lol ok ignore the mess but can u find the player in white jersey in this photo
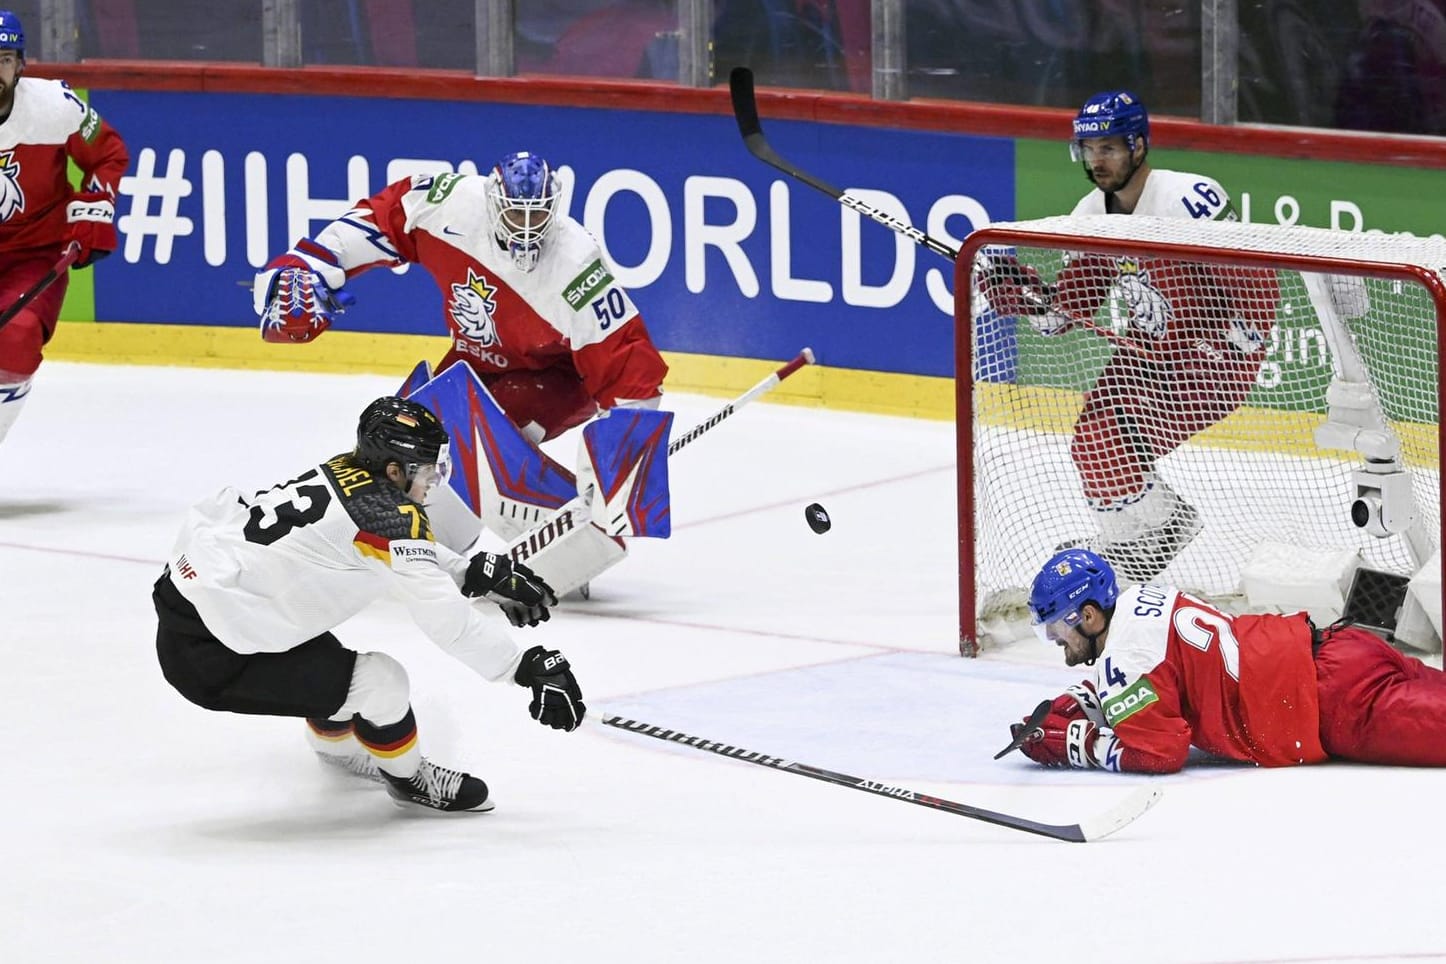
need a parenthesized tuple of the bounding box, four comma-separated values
(979, 90, 1278, 584)
(151, 397, 585, 813)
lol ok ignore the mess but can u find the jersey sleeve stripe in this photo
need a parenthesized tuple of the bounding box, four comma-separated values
(353, 530, 392, 564)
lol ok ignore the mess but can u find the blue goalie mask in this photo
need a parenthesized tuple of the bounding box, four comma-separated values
(1028, 548, 1119, 644)
(0, 10, 24, 56)
(1070, 90, 1149, 161)
(486, 151, 560, 273)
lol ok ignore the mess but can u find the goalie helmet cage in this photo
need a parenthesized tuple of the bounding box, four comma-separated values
(953, 215, 1446, 657)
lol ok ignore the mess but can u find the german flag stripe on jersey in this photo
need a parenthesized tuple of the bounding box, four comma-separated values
(353, 529, 391, 564)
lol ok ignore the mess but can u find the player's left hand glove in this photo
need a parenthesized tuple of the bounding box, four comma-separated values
(64, 191, 118, 268)
(463, 552, 558, 628)
(514, 645, 585, 731)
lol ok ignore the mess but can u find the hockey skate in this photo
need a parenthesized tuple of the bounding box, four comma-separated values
(381, 759, 494, 813)
(305, 720, 385, 784)
(1059, 483, 1203, 585)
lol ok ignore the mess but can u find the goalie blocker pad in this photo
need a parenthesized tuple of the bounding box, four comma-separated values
(403, 362, 577, 542)
(577, 407, 674, 537)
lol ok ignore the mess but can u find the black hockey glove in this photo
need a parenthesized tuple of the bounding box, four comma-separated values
(514, 645, 585, 732)
(463, 552, 558, 628)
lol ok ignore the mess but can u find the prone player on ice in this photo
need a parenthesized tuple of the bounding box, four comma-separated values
(1007, 548, 1446, 773)
(252, 151, 672, 596)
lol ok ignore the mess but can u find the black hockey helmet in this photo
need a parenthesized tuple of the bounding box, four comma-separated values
(354, 396, 451, 479)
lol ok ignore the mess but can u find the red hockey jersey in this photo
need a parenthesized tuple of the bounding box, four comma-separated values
(1088, 584, 1326, 773)
(0, 77, 128, 255)
(271, 172, 667, 411)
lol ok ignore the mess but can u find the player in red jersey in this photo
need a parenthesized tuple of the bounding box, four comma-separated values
(1008, 548, 1446, 773)
(252, 151, 667, 445)
(0, 10, 128, 447)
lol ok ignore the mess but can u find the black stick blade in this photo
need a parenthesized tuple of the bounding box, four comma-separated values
(993, 699, 1054, 760)
(728, 67, 761, 139)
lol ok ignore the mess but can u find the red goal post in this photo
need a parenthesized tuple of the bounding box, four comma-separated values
(953, 216, 1446, 657)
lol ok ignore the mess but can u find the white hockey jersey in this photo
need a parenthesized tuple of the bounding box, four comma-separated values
(1070, 168, 1236, 221)
(167, 453, 522, 682)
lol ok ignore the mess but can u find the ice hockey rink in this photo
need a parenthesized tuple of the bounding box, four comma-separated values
(5, 360, 1446, 964)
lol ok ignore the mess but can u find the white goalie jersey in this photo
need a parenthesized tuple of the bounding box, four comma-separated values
(167, 453, 523, 682)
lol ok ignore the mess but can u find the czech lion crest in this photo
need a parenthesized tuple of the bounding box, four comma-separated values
(0, 151, 24, 223)
(449, 268, 501, 347)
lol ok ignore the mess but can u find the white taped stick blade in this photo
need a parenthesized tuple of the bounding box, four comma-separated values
(507, 505, 627, 598)
(1076, 785, 1164, 842)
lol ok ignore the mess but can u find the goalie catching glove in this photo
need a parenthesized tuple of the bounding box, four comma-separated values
(254, 266, 355, 344)
(463, 552, 558, 628)
(514, 645, 585, 731)
(977, 253, 1073, 336)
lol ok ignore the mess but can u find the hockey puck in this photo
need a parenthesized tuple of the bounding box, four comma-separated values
(804, 502, 831, 534)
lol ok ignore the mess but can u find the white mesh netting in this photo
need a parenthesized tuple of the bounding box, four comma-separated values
(964, 215, 1444, 647)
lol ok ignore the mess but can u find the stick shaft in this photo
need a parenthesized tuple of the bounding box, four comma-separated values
(668, 347, 814, 455)
(600, 712, 1159, 843)
(729, 68, 1147, 358)
(0, 242, 82, 331)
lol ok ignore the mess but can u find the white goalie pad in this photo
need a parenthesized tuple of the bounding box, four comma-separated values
(506, 501, 627, 598)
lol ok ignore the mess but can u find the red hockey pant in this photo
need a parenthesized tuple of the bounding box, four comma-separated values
(0, 250, 70, 377)
(1314, 626, 1446, 766)
(436, 353, 597, 442)
(1071, 348, 1259, 503)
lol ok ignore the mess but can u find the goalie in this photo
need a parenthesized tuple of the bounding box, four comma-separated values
(978, 90, 1279, 584)
(251, 151, 672, 591)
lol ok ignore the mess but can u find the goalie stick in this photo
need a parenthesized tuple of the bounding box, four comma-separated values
(599, 712, 1163, 843)
(0, 242, 82, 331)
(726, 67, 1148, 358)
(501, 348, 816, 595)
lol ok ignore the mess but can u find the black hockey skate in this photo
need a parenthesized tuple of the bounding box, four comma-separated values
(382, 759, 494, 813)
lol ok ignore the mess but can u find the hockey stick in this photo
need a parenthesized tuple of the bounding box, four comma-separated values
(600, 712, 1163, 843)
(0, 242, 83, 331)
(727, 67, 1147, 357)
(667, 347, 814, 456)
(991, 699, 1053, 760)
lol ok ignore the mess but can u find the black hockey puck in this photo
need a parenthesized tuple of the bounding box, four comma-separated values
(804, 502, 831, 534)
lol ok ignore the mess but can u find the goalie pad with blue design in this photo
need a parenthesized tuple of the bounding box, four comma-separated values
(403, 362, 577, 542)
(576, 407, 674, 538)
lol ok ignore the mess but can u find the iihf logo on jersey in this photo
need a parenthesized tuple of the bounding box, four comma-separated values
(449, 269, 501, 346)
(1113, 256, 1171, 339)
(0, 150, 24, 223)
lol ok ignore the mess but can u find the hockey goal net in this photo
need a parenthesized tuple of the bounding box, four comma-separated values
(955, 215, 1446, 656)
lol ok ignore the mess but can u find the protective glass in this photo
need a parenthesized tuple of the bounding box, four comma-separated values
(406, 442, 452, 502)
(1070, 138, 1130, 163)
(1031, 607, 1084, 646)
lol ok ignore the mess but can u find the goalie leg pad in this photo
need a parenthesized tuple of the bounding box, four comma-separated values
(577, 407, 675, 538)
(406, 362, 577, 542)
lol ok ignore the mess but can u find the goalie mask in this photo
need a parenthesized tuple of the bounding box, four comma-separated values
(355, 396, 453, 503)
(486, 151, 560, 273)
(1029, 549, 1119, 664)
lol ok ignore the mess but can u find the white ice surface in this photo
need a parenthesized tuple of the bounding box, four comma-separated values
(4, 362, 1445, 964)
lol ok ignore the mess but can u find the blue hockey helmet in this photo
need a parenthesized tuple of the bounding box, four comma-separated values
(486, 151, 561, 273)
(1070, 90, 1149, 161)
(0, 10, 24, 57)
(1028, 548, 1119, 643)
